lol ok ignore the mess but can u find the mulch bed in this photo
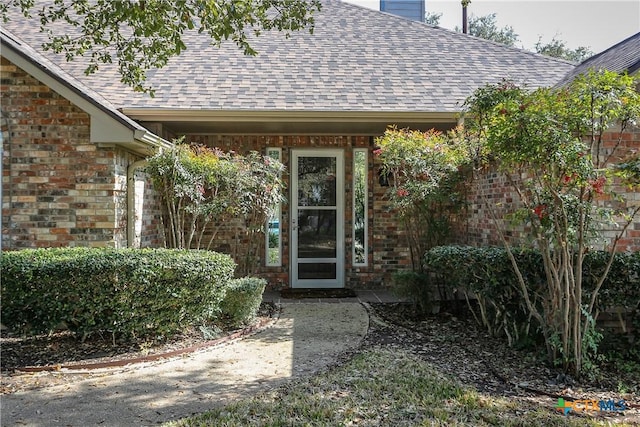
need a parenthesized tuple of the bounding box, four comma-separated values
(1, 300, 638, 424)
(0, 302, 279, 374)
(362, 302, 639, 423)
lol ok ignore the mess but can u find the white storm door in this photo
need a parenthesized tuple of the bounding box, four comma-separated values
(291, 149, 344, 288)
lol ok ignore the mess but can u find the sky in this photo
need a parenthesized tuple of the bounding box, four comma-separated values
(343, 0, 640, 55)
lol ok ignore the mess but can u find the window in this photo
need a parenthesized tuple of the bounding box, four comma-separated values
(266, 148, 282, 266)
(353, 149, 367, 265)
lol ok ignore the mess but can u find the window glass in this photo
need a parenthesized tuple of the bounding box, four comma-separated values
(353, 149, 367, 265)
(266, 148, 282, 266)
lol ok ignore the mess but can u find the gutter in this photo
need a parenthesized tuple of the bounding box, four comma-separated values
(134, 129, 173, 151)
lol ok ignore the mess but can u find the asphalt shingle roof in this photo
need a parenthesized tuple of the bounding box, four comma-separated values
(2, 0, 575, 113)
(558, 32, 640, 86)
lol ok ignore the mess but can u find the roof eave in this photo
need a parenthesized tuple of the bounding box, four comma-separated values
(1, 30, 172, 154)
(121, 108, 459, 123)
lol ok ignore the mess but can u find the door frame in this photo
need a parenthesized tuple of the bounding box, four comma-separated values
(290, 149, 345, 288)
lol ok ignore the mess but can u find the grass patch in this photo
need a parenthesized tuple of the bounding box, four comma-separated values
(164, 349, 614, 426)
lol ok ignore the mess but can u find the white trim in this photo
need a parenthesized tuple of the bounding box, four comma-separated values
(127, 160, 147, 248)
(133, 129, 173, 151)
(121, 108, 457, 123)
(352, 149, 368, 266)
(290, 149, 345, 288)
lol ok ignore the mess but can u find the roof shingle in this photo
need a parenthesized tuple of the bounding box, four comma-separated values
(557, 32, 640, 86)
(2, 0, 575, 113)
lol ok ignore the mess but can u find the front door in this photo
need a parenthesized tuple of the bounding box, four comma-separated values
(291, 149, 344, 288)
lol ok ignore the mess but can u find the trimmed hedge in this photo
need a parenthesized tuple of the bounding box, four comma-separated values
(422, 246, 640, 344)
(219, 277, 267, 328)
(1, 248, 236, 341)
(392, 270, 433, 314)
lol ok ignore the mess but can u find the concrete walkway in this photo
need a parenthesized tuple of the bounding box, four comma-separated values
(1, 303, 369, 427)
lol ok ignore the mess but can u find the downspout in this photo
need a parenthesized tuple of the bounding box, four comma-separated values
(0, 111, 11, 251)
(127, 159, 148, 248)
(0, 129, 3, 252)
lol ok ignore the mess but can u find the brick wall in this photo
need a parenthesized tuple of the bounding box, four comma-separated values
(597, 124, 640, 251)
(1, 57, 162, 249)
(454, 168, 522, 247)
(457, 125, 640, 252)
(181, 134, 410, 289)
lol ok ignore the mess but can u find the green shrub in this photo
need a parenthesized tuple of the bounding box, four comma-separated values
(422, 246, 538, 346)
(1, 248, 235, 341)
(582, 250, 640, 314)
(422, 246, 639, 348)
(392, 270, 433, 314)
(220, 277, 267, 328)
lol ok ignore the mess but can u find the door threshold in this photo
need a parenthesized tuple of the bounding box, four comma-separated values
(280, 288, 356, 299)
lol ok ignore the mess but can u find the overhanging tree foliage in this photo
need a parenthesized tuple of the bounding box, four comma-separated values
(462, 70, 640, 376)
(1, 0, 321, 94)
(449, 4, 591, 61)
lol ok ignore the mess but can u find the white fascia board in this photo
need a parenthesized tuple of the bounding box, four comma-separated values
(121, 109, 459, 123)
(90, 113, 137, 143)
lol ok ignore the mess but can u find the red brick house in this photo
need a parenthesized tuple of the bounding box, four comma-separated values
(1, 29, 172, 251)
(463, 32, 640, 252)
(2, 1, 635, 289)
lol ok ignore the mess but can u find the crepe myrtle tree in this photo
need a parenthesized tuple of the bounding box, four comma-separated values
(374, 127, 470, 270)
(1, 0, 321, 95)
(146, 142, 285, 276)
(462, 70, 640, 376)
(229, 149, 286, 276)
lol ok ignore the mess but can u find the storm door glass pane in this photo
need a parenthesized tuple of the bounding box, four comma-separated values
(297, 209, 337, 258)
(297, 157, 337, 207)
(298, 263, 337, 280)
